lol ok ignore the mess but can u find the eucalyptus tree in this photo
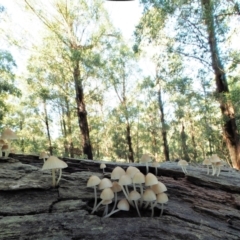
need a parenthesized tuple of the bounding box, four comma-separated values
(0, 50, 21, 124)
(137, 0, 240, 168)
(102, 43, 140, 162)
(23, 0, 115, 160)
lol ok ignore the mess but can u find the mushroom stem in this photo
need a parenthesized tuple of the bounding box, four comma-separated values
(52, 169, 56, 187)
(56, 169, 62, 186)
(93, 186, 98, 210)
(146, 162, 149, 174)
(155, 167, 158, 176)
(151, 201, 154, 217)
(121, 185, 134, 207)
(139, 184, 144, 208)
(103, 209, 120, 218)
(216, 166, 221, 176)
(160, 203, 164, 217)
(103, 204, 108, 217)
(207, 165, 209, 175)
(111, 192, 118, 213)
(91, 200, 103, 214)
(134, 200, 141, 217)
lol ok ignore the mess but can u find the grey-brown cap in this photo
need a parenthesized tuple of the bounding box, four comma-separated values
(1, 128, 18, 140)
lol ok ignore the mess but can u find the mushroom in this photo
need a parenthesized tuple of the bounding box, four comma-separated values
(132, 171, 145, 207)
(126, 166, 140, 179)
(102, 199, 113, 217)
(202, 158, 212, 175)
(111, 166, 126, 180)
(215, 160, 225, 177)
(98, 178, 113, 190)
(110, 181, 122, 213)
(0, 139, 5, 157)
(118, 174, 134, 207)
(1, 128, 18, 157)
(140, 154, 152, 174)
(143, 189, 157, 217)
(39, 152, 49, 163)
(156, 192, 169, 217)
(103, 198, 130, 218)
(91, 187, 114, 214)
(100, 163, 106, 174)
(129, 190, 141, 217)
(42, 156, 68, 187)
(1, 144, 9, 158)
(178, 159, 188, 174)
(210, 154, 221, 176)
(87, 175, 101, 210)
(152, 161, 160, 175)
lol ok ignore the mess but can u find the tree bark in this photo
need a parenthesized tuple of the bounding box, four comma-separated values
(201, 0, 240, 169)
(73, 61, 93, 160)
(157, 81, 170, 161)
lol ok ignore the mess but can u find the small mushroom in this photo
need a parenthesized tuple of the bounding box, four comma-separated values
(100, 163, 106, 174)
(202, 158, 212, 175)
(42, 156, 68, 187)
(118, 174, 134, 207)
(156, 192, 169, 217)
(126, 166, 140, 179)
(1, 128, 18, 157)
(178, 159, 188, 174)
(39, 152, 49, 163)
(110, 181, 122, 213)
(132, 172, 145, 207)
(87, 175, 101, 210)
(152, 161, 160, 175)
(111, 166, 126, 180)
(143, 189, 157, 217)
(129, 190, 141, 217)
(103, 198, 130, 218)
(140, 154, 152, 173)
(2, 144, 9, 158)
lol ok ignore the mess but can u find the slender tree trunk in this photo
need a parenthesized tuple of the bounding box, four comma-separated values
(43, 100, 53, 155)
(20, 119, 25, 153)
(73, 61, 93, 160)
(126, 122, 134, 163)
(157, 81, 170, 161)
(190, 119, 197, 160)
(181, 121, 190, 161)
(60, 104, 69, 157)
(202, 0, 240, 169)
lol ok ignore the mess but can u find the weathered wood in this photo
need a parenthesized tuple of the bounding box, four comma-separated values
(0, 154, 240, 239)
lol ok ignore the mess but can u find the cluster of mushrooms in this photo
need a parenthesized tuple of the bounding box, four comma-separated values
(0, 128, 18, 157)
(177, 154, 226, 177)
(87, 163, 168, 218)
(202, 154, 226, 176)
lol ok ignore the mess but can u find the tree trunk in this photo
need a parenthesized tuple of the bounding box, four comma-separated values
(190, 119, 197, 161)
(126, 123, 134, 163)
(157, 82, 170, 161)
(181, 121, 190, 161)
(201, 0, 240, 169)
(43, 100, 53, 155)
(73, 61, 93, 160)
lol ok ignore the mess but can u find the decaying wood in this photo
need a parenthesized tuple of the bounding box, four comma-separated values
(0, 154, 240, 239)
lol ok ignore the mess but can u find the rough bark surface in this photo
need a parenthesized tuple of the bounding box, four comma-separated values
(0, 154, 240, 240)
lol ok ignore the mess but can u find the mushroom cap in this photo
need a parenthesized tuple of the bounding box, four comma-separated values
(42, 156, 68, 170)
(132, 172, 145, 184)
(39, 152, 49, 159)
(111, 166, 126, 180)
(143, 189, 156, 202)
(202, 158, 212, 165)
(145, 173, 158, 187)
(2, 144, 9, 151)
(178, 159, 188, 166)
(98, 178, 113, 190)
(157, 192, 169, 204)
(100, 187, 114, 200)
(111, 181, 122, 193)
(87, 175, 101, 187)
(101, 199, 112, 205)
(118, 174, 132, 186)
(117, 198, 130, 211)
(100, 163, 106, 169)
(1, 128, 18, 140)
(126, 166, 140, 178)
(151, 181, 167, 194)
(152, 161, 160, 168)
(129, 190, 141, 201)
(0, 139, 5, 145)
(210, 154, 221, 163)
(140, 154, 152, 163)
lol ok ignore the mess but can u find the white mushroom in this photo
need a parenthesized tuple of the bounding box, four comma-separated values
(178, 159, 188, 174)
(42, 156, 68, 187)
